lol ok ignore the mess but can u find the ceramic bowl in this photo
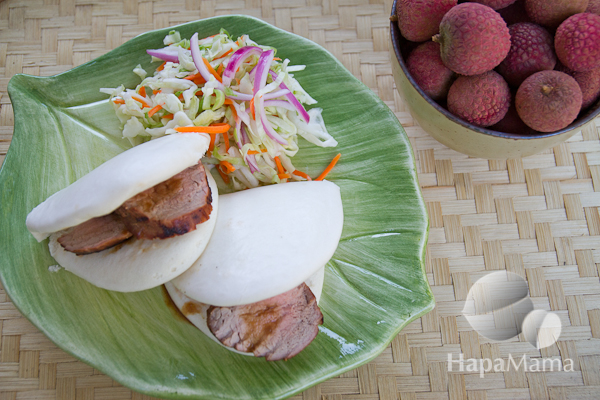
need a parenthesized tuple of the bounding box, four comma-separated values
(389, 0, 600, 160)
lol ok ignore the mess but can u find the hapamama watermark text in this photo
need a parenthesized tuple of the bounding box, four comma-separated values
(447, 353, 574, 378)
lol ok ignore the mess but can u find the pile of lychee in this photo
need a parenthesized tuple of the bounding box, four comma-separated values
(396, 0, 600, 133)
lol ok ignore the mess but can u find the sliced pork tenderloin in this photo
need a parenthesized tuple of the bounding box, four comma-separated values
(115, 161, 212, 240)
(207, 283, 323, 361)
(57, 213, 132, 255)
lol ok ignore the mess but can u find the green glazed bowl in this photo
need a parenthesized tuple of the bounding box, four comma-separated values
(1, 15, 433, 400)
(389, 0, 600, 160)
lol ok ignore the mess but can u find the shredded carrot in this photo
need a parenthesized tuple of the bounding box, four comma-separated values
(112, 98, 125, 105)
(274, 156, 285, 175)
(247, 148, 268, 155)
(217, 168, 230, 184)
(162, 113, 174, 120)
(315, 153, 341, 181)
(208, 133, 216, 153)
(278, 173, 291, 180)
(216, 48, 233, 59)
(174, 124, 230, 134)
(178, 93, 184, 101)
(219, 160, 236, 174)
(153, 89, 161, 95)
(223, 99, 238, 121)
(132, 95, 151, 109)
(223, 131, 230, 151)
(157, 61, 167, 71)
(184, 73, 206, 85)
(138, 86, 146, 97)
(148, 104, 162, 117)
(217, 63, 224, 76)
(292, 170, 312, 181)
(274, 57, 282, 61)
(249, 97, 256, 120)
(203, 58, 223, 83)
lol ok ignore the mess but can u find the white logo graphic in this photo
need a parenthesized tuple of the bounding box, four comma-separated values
(462, 271, 561, 349)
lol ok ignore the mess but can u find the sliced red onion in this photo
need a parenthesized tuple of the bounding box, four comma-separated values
(190, 33, 253, 102)
(256, 97, 287, 145)
(226, 91, 253, 102)
(263, 100, 296, 111)
(190, 33, 217, 84)
(268, 70, 310, 123)
(253, 50, 275, 95)
(262, 89, 290, 100)
(222, 46, 263, 86)
(146, 47, 181, 63)
(241, 124, 259, 173)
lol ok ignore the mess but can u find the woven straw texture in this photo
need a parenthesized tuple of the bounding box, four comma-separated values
(2, 0, 600, 399)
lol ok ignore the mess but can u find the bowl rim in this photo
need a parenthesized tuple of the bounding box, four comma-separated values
(389, 0, 600, 141)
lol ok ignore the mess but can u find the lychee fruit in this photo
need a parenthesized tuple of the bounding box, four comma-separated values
(433, 3, 511, 76)
(407, 42, 455, 101)
(496, 22, 557, 87)
(524, 0, 589, 29)
(470, 0, 517, 10)
(396, 0, 458, 42)
(498, 0, 530, 25)
(557, 63, 600, 109)
(447, 71, 511, 127)
(555, 13, 600, 72)
(491, 101, 535, 134)
(587, 0, 600, 15)
(515, 70, 583, 132)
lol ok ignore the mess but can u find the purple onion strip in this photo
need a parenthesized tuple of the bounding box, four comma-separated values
(253, 50, 275, 95)
(262, 89, 290, 100)
(146, 47, 181, 63)
(190, 33, 218, 85)
(256, 98, 288, 145)
(222, 46, 263, 86)
(268, 70, 310, 123)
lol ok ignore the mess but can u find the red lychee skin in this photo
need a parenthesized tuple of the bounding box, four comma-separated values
(498, 0, 530, 25)
(587, 0, 600, 15)
(435, 3, 511, 76)
(396, 0, 458, 42)
(407, 42, 455, 101)
(555, 13, 600, 72)
(491, 101, 535, 134)
(471, 0, 517, 10)
(557, 63, 600, 109)
(447, 71, 511, 127)
(524, 0, 589, 29)
(515, 70, 583, 132)
(497, 22, 557, 87)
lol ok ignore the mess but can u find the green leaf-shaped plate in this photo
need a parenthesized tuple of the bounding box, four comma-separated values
(1, 15, 433, 400)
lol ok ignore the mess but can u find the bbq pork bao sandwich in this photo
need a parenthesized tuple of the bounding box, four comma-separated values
(25, 132, 344, 360)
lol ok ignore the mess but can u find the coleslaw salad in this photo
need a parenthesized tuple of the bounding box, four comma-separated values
(101, 29, 339, 190)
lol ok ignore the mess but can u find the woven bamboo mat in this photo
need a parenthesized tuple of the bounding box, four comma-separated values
(1, 0, 600, 399)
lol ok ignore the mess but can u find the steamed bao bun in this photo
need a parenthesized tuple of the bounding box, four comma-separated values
(171, 180, 344, 307)
(167, 180, 343, 355)
(26, 133, 217, 292)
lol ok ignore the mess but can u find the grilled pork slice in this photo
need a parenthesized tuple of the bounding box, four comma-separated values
(207, 283, 323, 361)
(57, 213, 132, 255)
(57, 162, 212, 254)
(115, 162, 212, 240)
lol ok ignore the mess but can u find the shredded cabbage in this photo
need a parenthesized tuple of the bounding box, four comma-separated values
(103, 29, 338, 189)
